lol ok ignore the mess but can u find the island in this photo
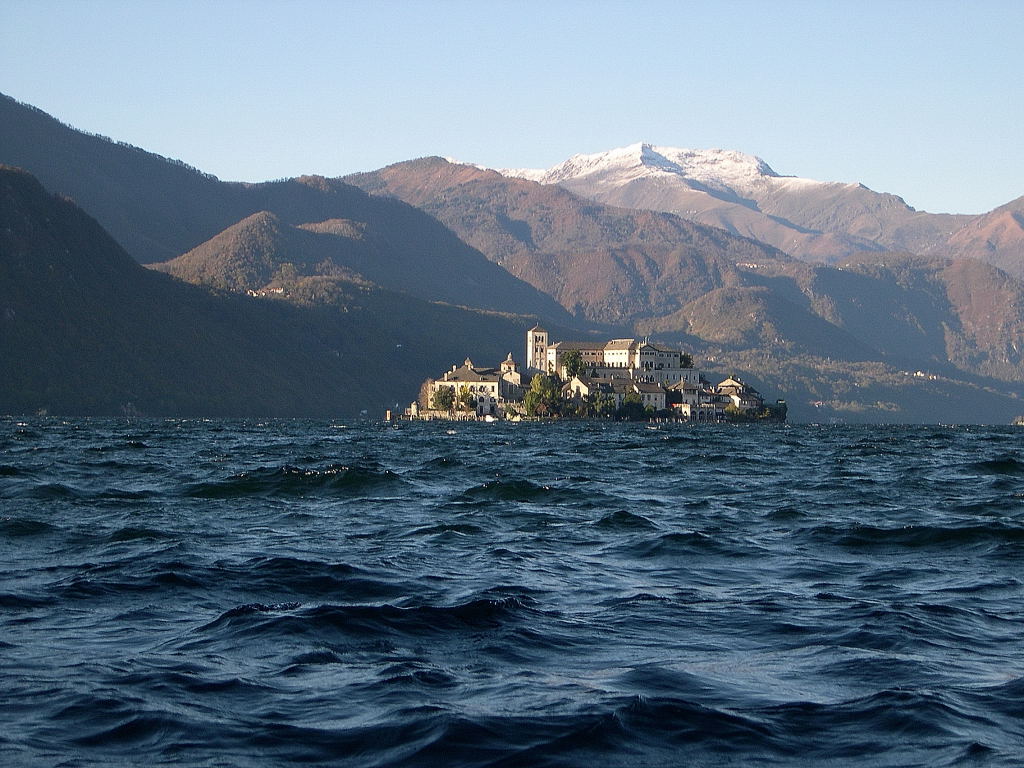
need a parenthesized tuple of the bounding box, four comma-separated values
(403, 326, 786, 423)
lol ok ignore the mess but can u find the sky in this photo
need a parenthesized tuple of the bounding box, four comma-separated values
(2, 0, 1022, 214)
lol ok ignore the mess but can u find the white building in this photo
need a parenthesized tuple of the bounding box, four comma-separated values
(430, 354, 524, 417)
(530, 329, 699, 388)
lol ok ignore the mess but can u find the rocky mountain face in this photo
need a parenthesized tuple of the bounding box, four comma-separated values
(0, 166, 545, 417)
(941, 197, 1024, 278)
(500, 143, 1022, 275)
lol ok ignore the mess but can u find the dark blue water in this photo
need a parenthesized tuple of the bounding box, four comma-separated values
(2, 418, 1023, 766)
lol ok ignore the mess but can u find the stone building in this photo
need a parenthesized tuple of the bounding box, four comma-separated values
(429, 354, 525, 417)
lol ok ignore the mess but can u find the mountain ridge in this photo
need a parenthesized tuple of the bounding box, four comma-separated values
(6, 93, 1024, 422)
(346, 156, 791, 325)
(347, 156, 1024, 388)
(0, 165, 562, 417)
(0, 92, 573, 325)
(495, 142, 1016, 271)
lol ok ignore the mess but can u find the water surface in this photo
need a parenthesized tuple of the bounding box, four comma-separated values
(2, 419, 1023, 766)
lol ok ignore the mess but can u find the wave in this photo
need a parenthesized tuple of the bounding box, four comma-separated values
(750, 688, 990, 761)
(106, 526, 177, 543)
(0, 516, 58, 537)
(215, 696, 779, 766)
(2, 481, 163, 501)
(405, 522, 484, 537)
(593, 510, 657, 530)
(968, 455, 1024, 475)
(197, 595, 539, 642)
(456, 478, 568, 503)
(621, 530, 739, 558)
(419, 456, 464, 470)
(186, 464, 406, 498)
(237, 555, 407, 600)
(812, 522, 1024, 550)
(454, 478, 622, 509)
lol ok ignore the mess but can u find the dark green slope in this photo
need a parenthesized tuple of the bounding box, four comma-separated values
(0, 167, 546, 417)
(0, 93, 572, 325)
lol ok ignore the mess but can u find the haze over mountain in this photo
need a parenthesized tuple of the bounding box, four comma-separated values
(499, 143, 1022, 275)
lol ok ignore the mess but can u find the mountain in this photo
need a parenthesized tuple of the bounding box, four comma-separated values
(0, 93, 571, 324)
(0, 166, 549, 417)
(345, 157, 1024, 377)
(345, 155, 1024, 421)
(499, 142, 975, 264)
(6, 90, 1024, 422)
(940, 196, 1024, 277)
(346, 156, 792, 325)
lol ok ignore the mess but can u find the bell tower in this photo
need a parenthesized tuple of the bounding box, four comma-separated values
(526, 325, 548, 373)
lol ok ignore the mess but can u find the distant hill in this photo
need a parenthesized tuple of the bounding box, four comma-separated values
(0, 166, 549, 417)
(0, 93, 572, 324)
(649, 254, 1024, 383)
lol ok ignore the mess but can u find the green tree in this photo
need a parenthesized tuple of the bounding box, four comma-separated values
(617, 391, 647, 421)
(593, 392, 617, 418)
(562, 349, 586, 381)
(431, 386, 455, 412)
(524, 373, 562, 417)
(570, 395, 594, 418)
(457, 384, 477, 412)
(724, 403, 752, 422)
(681, 353, 694, 368)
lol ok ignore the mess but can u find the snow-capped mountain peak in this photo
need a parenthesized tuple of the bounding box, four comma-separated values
(499, 143, 789, 195)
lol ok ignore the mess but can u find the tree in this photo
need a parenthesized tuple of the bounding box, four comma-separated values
(562, 349, 586, 381)
(593, 392, 617, 418)
(457, 385, 477, 412)
(431, 386, 455, 412)
(524, 373, 562, 417)
(274, 262, 299, 286)
(617, 391, 647, 421)
(681, 353, 694, 369)
(418, 379, 434, 409)
(572, 397, 594, 418)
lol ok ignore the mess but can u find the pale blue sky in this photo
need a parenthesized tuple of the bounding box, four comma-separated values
(2, 0, 1021, 214)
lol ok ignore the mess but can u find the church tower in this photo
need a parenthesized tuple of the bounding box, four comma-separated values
(500, 352, 521, 388)
(526, 325, 548, 373)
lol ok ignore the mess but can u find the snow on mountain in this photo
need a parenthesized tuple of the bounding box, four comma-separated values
(495, 143, 967, 262)
(499, 142, 830, 197)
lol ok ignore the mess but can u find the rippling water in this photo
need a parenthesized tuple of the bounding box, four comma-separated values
(2, 418, 1023, 766)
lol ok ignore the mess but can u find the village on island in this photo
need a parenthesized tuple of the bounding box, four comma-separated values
(404, 326, 786, 422)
